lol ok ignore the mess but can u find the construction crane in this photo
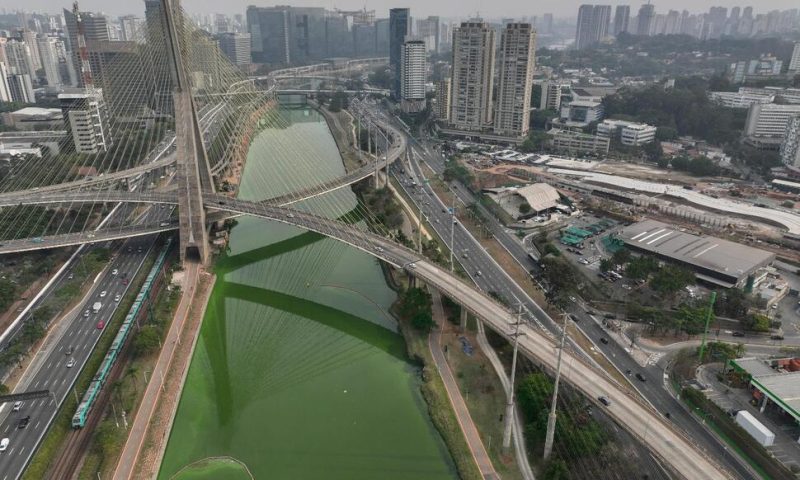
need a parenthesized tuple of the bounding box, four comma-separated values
(73, 1, 95, 92)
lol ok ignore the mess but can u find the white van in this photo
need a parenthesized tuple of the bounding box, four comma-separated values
(0, 438, 9, 452)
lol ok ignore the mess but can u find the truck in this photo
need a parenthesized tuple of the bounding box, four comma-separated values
(92, 302, 102, 314)
(735, 410, 775, 447)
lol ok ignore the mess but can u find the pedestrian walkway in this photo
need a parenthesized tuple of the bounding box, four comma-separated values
(429, 289, 499, 480)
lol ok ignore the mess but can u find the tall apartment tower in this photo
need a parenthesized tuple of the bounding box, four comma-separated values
(575, 5, 611, 49)
(389, 8, 411, 98)
(494, 23, 536, 138)
(218, 32, 251, 66)
(789, 42, 800, 73)
(449, 21, 496, 131)
(637, 3, 656, 36)
(399, 38, 427, 113)
(0, 63, 11, 102)
(613, 5, 631, 35)
(58, 90, 111, 154)
(37, 36, 62, 88)
(435, 77, 451, 121)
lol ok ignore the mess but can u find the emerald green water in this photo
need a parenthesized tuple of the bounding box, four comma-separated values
(158, 107, 455, 479)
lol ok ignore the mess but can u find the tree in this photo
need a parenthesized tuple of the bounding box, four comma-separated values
(519, 202, 532, 215)
(133, 325, 161, 356)
(411, 311, 435, 331)
(541, 459, 569, 480)
(599, 258, 613, 272)
(650, 265, 694, 294)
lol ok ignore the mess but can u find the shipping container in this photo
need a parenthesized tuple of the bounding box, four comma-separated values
(735, 410, 775, 447)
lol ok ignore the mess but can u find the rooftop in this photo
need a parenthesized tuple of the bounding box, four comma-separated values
(9, 107, 62, 118)
(516, 183, 560, 213)
(731, 358, 800, 421)
(618, 220, 775, 285)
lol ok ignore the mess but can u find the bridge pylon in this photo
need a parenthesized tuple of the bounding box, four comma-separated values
(160, 0, 215, 264)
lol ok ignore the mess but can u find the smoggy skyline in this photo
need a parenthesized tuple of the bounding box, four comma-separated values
(2, 0, 800, 20)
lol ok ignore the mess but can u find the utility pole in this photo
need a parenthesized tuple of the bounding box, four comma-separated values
(503, 303, 525, 449)
(449, 186, 456, 273)
(697, 291, 718, 364)
(543, 313, 569, 460)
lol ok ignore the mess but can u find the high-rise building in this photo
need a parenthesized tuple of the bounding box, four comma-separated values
(59, 90, 110, 154)
(218, 32, 251, 66)
(542, 13, 554, 34)
(575, 5, 611, 50)
(63, 6, 108, 87)
(744, 103, 800, 138)
(6, 71, 35, 103)
(119, 15, 144, 43)
(494, 23, 536, 138)
(21, 30, 41, 71)
(780, 115, 800, 167)
(37, 36, 62, 88)
(449, 21, 495, 131)
(389, 8, 411, 98)
(613, 5, 631, 36)
(637, 3, 656, 36)
(416, 16, 440, 53)
(3, 40, 36, 79)
(0, 62, 12, 102)
(435, 77, 451, 121)
(399, 39, 426, 113)
(789, 42, 800, 74)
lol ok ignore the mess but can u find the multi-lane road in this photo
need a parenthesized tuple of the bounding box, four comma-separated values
(0, 203, 173, 480)
(373, 110, 757, 479)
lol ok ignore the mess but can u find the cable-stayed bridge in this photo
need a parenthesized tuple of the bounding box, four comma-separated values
(0, 1, 733, 478)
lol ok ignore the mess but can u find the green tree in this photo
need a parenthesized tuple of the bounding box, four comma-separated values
(541, 459, 569, 480)
(650, 265, 694, 294)
(519, 202, 532, 215)
(599, 257, 613, 272)
(411, 311, 435, 331)
(133, 325, 161, 356)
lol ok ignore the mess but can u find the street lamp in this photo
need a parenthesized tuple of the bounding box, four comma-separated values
(543, 312, 570, 460)
(503, 303, 525, 450)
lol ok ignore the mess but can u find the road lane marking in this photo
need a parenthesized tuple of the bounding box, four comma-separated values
(34, 421, 40, 429)
(18, 446, 24, 456)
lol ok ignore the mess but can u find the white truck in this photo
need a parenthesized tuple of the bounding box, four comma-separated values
(92, 302, 102, 314)
(735, 410, 775, 447)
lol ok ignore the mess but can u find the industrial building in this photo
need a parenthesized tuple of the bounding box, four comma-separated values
(483, 183, 560, 220)
(618, 220, 775, 288)
(597, 119, 657, 146)
(728, 357, 800, 442)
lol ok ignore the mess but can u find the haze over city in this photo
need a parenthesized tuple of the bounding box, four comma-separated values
(1, 0, 799, 17)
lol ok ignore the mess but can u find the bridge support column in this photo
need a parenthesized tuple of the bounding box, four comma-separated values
(407, 272, 415, 289)
(460, 308, 468, 331)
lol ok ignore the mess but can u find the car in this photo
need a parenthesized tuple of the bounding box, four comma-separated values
(599, 337, 609, 344)
(65, 347, 73, 355)
(99, 291, 107, 298)
(375, 246, 384, 253)
(0, 438, 8, 452)
(127, 246, 132, 252)
(12, 401, 21, 412)
(114, 294, 121, 302)
(476, 271, 482, 277)
(67, 273, 74, 280)
(771, 334, 785, 340)
(598, 396, 611, 406)
(122, 279, 129, 285)
(462, 253, 468, 258)
(97, 320, 105, 330)
(17, 416, 30, 429)
(732, 331, 745, 337)
(569, 296, 577, 303)
(66, 358, 76, 368)
(635, 373, 647, 382)
(83, 310, 90, 318)
(112, 269, 118, 275)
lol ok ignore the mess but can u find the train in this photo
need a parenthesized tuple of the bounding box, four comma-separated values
(71, 239, 172, 429)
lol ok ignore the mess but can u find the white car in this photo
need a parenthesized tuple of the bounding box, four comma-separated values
(12, 402, 21, 412)
(66, 358, 76, 368)
(0, 438, 8, 452)
(114, 294, 121, 303)
(112, 269, 118, 275)
(99, 291, 107, 298)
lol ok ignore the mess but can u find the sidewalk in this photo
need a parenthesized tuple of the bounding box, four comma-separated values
(113, 263, 208, 479)
(429, 289, 499, 480)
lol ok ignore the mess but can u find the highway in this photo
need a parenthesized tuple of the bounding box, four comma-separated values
(386, 118, 756, 479)
(0, 201, 174, 480)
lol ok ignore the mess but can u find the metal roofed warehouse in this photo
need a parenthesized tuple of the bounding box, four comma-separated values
(618, 220, 775, 288)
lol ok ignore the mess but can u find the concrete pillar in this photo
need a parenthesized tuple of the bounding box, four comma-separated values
(760, 394, 768, 413)
(460, 308, 468, 330)
(407, 273, 416, 288)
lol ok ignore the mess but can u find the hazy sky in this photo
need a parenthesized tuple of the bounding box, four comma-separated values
(3, 0, 799, 20)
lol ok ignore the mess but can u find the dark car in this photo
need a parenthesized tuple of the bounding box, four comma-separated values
(599, 337, 609, 344)
(18, 416, 30, 429)
(770, 334, 785, 340)
(598, 396, 611, 406)
(65, 346, 73, 355)
(635, 373, 647, 382)
(732, 331, 745, 337)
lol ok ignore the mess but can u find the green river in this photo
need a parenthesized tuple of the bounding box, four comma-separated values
(158, 106, 455, 479)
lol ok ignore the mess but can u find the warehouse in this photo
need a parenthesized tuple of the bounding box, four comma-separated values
(618, 220, 775, 288)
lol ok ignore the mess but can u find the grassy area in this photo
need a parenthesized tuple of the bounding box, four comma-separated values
(440, 323, 524, 480)
(77, 275, 182, 480)
(22, 245, 161, 480)
(393, 305, 483, 480)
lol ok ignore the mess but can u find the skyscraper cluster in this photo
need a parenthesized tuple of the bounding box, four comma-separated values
(575, 4, 800, 45)
(445, 21, 536, 138)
